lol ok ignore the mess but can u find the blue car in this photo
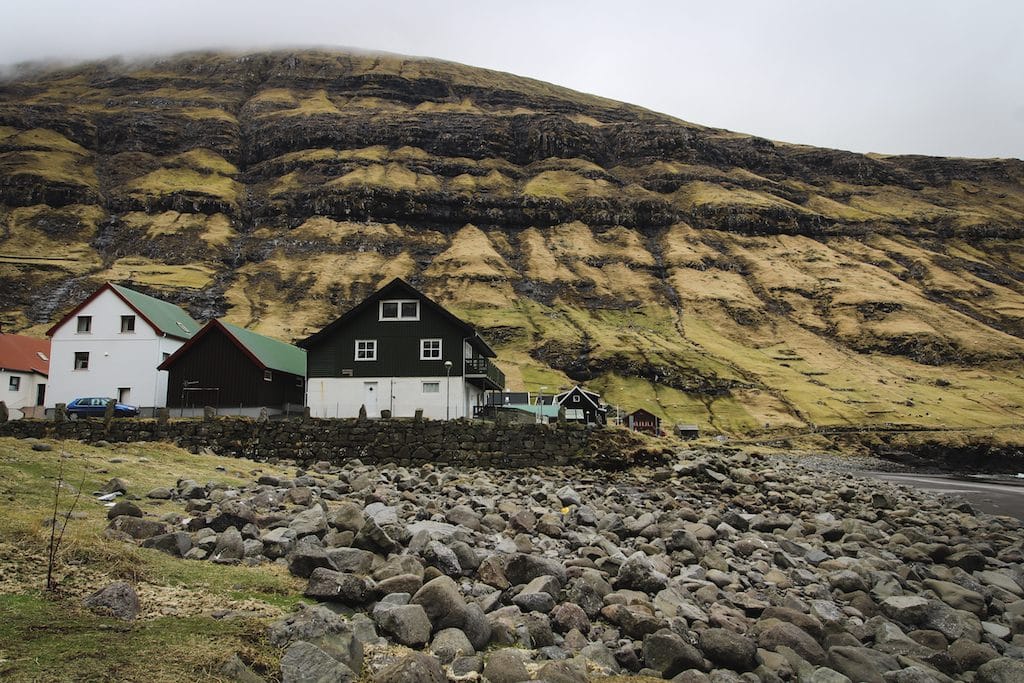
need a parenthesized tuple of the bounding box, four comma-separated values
(66, 397, 140, 419)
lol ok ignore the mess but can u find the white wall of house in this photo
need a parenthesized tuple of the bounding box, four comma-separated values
(47, 289, 185, 410)
(1, 368, 46, 419)
(306, 376, 483, 420)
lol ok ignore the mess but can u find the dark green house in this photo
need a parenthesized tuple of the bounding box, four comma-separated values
(298, 278, 504, 419)
(159, 320, 306, 416)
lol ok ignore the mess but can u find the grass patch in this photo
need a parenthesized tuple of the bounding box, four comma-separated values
(0, 594, 278, 682)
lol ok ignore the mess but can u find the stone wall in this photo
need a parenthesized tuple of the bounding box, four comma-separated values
(0, 417, 666, 469)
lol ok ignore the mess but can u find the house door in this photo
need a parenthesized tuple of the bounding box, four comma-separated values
(363, 382, 378, 417)
(118, 387, 131, 404)
(36, 384, 46, 406)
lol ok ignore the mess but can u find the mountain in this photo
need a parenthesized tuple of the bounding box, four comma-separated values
(1, 49, 1023, 432)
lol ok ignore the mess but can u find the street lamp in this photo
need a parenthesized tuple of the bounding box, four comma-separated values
(444, 360, 453, 420)
(537, 385, 547, 424)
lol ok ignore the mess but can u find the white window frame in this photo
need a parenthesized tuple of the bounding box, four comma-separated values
(9, 375, 20, 391)
(422, 381, 440, 393)
(263, 369, 273, 382)
(355, 339, 377, 361)
(120, 315, 136, 333)
(420, 338, 442, 360)
(379, 299, 420, 321)
(76, 315, 91, 333)
(74, 351, 89, 370)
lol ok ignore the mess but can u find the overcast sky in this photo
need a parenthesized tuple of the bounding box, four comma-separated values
(2, 1, 1022, 159)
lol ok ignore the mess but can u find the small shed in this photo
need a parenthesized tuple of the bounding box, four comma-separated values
(159, 320, 306, 416)
(675, 424, 700, 440)
(626, 408, 661, 435)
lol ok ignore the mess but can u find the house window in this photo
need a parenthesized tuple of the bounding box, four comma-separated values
(76, 316, 91, 333)
(355, 339, 377, 361)
(572, 395, 580, 403)
(296, 377, 305, 388)
(379, 299, 419, 321)
(120, 315, 136, 333)
(162, 352, 170, 362)
(422, 382, 440, 393)
(8, 376, 20, 391)
(74, 352, 89, 370)
(263, 370, 272, 382)
(420, 338, 442, 360)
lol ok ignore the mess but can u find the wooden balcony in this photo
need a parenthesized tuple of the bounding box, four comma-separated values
(464, 357, 505, 390)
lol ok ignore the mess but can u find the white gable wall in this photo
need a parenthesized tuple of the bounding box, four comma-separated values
(1, 368, 46, 419)
(47, 289, 185, 410)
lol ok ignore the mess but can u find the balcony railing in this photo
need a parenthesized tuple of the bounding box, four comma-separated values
(465, 357, 505, 390)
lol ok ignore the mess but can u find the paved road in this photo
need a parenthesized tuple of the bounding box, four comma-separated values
(862, 471, 1024, 520)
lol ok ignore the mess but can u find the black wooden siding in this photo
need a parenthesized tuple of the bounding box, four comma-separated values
(307, 300, 476, 378)
(166, 327, 304, 408)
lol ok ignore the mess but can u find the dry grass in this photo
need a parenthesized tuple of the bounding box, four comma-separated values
(98, 257, 215, 290)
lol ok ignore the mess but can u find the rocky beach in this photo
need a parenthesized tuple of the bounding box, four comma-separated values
(93, 445, 1024, 682)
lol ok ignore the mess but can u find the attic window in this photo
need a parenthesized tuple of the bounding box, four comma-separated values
(175, 321, 190, 333)
(264, 370, 272, 382)
(572, 395, 580, 403)
(36, 351, 48, 361)
(379, 300, 419, 321)
(76, 316, 91, 333)
(120, 315, 136, 333)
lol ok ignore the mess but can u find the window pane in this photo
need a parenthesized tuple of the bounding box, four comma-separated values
(77, 316, 91, 333)
(423, 382, 439, 393)
(74, 352, 89, 369)
(381, 302, 398, 318)
(121, 315, 135, 333)
(401, 301, 418, 318)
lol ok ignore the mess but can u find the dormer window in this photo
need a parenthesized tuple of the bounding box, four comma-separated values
(379, 299, 419, 321)
(76, 316, 91, 333)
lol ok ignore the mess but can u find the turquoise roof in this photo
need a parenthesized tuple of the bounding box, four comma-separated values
(219, 321, 306, 377)
(499, 403, 561, 418)
(111, 284, 200, 340)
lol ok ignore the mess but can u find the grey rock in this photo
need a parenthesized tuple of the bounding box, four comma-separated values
(643, 628, 705, 678)
(373, 603, 432, 647)
(410, 575, 466, 627)
(976, 657, 1024, 683)
(429, 627, 474, 664)
(141, 531, 191, 557)
(289, 507, 328, 538)
(503, 553, 567, 587)
(304, 568, 371, 605)
(279, 641, 355, 683)
(212, 527, 244, 562)
(106, 500, 142, 519)
(698, 628, 758, 671)
(755, 619, 827, 666)
(372, 652, 445, 683)
(827, 646, 901, 683)
(82, 581, 140, 621)
(483, 648, 531, 683)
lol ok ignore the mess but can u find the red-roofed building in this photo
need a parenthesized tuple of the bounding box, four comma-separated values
(0, 334, 50, 419)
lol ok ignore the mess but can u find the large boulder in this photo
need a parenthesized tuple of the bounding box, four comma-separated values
(643, 628, 704, 678)
(373, 604, 432, 647)
(279, 641, 356, 683)
(82, 581, 140, 621)
(410, 576, 467, 629)
(697, 628, 758, 671)
(303, 568, 371, 605)
(372, 652, 445, 683)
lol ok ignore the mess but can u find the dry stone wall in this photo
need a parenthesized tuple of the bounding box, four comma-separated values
(0, 417, 662, 469)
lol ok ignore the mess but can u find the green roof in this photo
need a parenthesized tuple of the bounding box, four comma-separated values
(111, 284, 200, 340)
(219, 321, 306, 376)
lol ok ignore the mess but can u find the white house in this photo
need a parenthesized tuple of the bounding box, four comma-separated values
(298, 278, 505, 419)
(45, 283, 200, 413)
(0, 334, 50, 419)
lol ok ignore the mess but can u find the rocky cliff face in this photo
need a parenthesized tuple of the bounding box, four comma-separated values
(2, 50, 1023, 431)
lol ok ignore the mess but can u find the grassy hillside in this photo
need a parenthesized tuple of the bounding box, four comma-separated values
(0, 437, 302, 681)
(1, 50, 1023, 432)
